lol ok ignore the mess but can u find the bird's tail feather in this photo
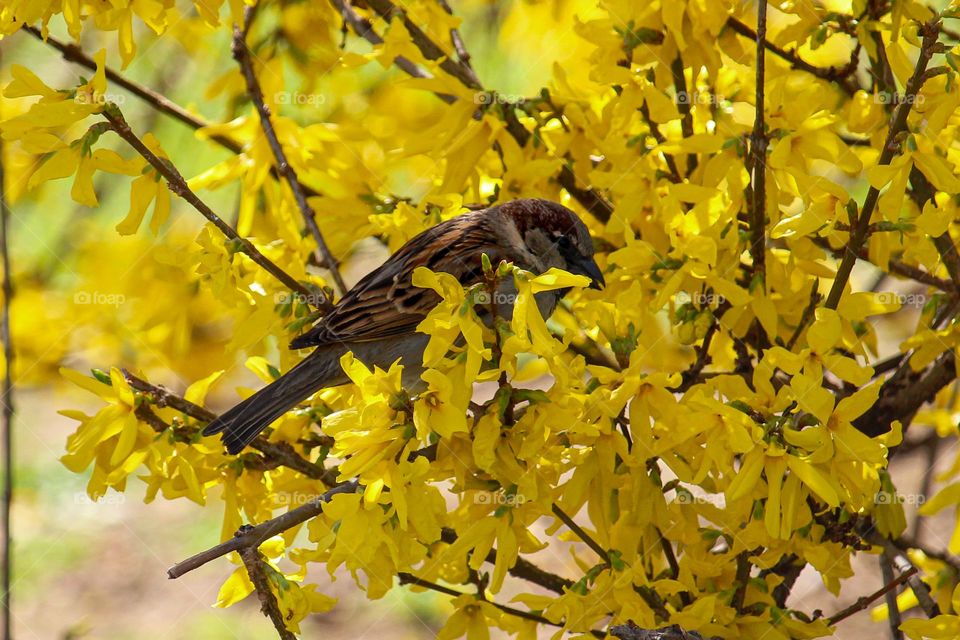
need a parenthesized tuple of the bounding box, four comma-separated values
(202, 350, 338, 454)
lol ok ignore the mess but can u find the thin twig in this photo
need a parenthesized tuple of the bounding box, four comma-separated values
(670, 56, 697, 175)
(439, 528, 574, 594)
(882, 556, 904, 639)
(240, 547, 296, 640)
(121, 370, 336, 483)
(0, 51, 14, 640)
(871, 533, 941, 618)
(168, 480, 359, 578)
(328, 0, 616, 223)
(436, 0, 473, 70)
(101, 104, 331, 311)
(233, 7, 347, 294)
(725, 16, 859, 94)
(21, 26, 244, 155)
(824, 20, 941, 310)
(363, 0, 482, 89)
(396, 573, 606, 637)
(827, 565, 916, 625)
(730, 550, 753, 613)
(749, 2, 768, 289)
(551, 504, 610, 562)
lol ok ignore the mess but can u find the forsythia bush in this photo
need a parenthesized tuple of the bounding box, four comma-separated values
(5, 0, 960, 637)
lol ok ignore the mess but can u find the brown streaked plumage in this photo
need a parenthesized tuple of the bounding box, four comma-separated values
(203, 198, 604, 454)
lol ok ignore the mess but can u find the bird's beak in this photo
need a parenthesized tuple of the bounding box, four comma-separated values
(572, 256, 605, 290)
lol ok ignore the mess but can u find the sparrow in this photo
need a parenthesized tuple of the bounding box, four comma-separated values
(202, 198, 605, 454)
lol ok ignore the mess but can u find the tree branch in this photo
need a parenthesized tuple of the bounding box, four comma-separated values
(824, 20, 941, 310)
(725, 16, 859, 95)
(233, 6, 347, 296)
(0, 50, 14, 640)
(168, 480, 359, 579)
(749, 2, 768, 289)
(870, 533, 941, 618)
(101, 104, 331, 311)
(827, 565, 916, 625)
(240, 546, 297, 640)
(362, 0, 482, 90)
(121, 370, 336, 482)
(328, 0, 616, 223)
(397, 572, 605, 637)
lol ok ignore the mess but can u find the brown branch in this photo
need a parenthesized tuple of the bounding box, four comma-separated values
(329, 0, 616, 224)
(869, 533, 941, 618)
(895, 536, 960, 574)
(786, 280, 820, 350)
(824, 20, 941, 310)
(0, 51, 14, 639)
(730, 550, 753, 613)
(329, 0, 451, 100)
(639, 102, 682, 182)
(439, 527, 573, 595)
(363, 0, 482, 90)
(436, 0, 473, 70)
(21, 26, 244, 155)
(233, 7, 347, 296)
(169, 480, 359, 578)
(240, 547, 297, 640)
(397, 572, 605, 637)
(880, 556, 905, 640)
(121, 370, 335, 482)
(551, 504, 610, 562)
(725, 16, 859, 94)
(101, 104, 331, 311)
(670, 56, 697, 175)
(854, 350, 956, 437)
(749, 2, 768, 290)
(827, 565, 916, 625)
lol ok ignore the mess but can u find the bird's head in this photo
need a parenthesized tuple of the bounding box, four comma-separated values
(497, 198, 605, 290)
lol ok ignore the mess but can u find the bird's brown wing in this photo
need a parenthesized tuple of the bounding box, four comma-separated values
(290, 211, 505, 348)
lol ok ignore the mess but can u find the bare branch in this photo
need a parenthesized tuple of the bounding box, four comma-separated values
(725, 16, 859, 94)
(121, 370, 335, 483)
(327, 0, 616, 223)
(101, 104, 331, 311)
(233, 6, 347, 295)
(240, 547, 297, 640)
(827, 564, 916, 625)
(824, 20, 942, 310)
(396, 572, 605, 637)
(749, 2, 768, 289)
(363, 0, 483, 89)
(21, 26, 244, 155)
(0, 50, 14, 640)
(870, 533, 941, 618)
(168, 480, 359, 579)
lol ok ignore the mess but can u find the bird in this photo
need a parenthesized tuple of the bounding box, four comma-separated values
(202, 198, 605, 454)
